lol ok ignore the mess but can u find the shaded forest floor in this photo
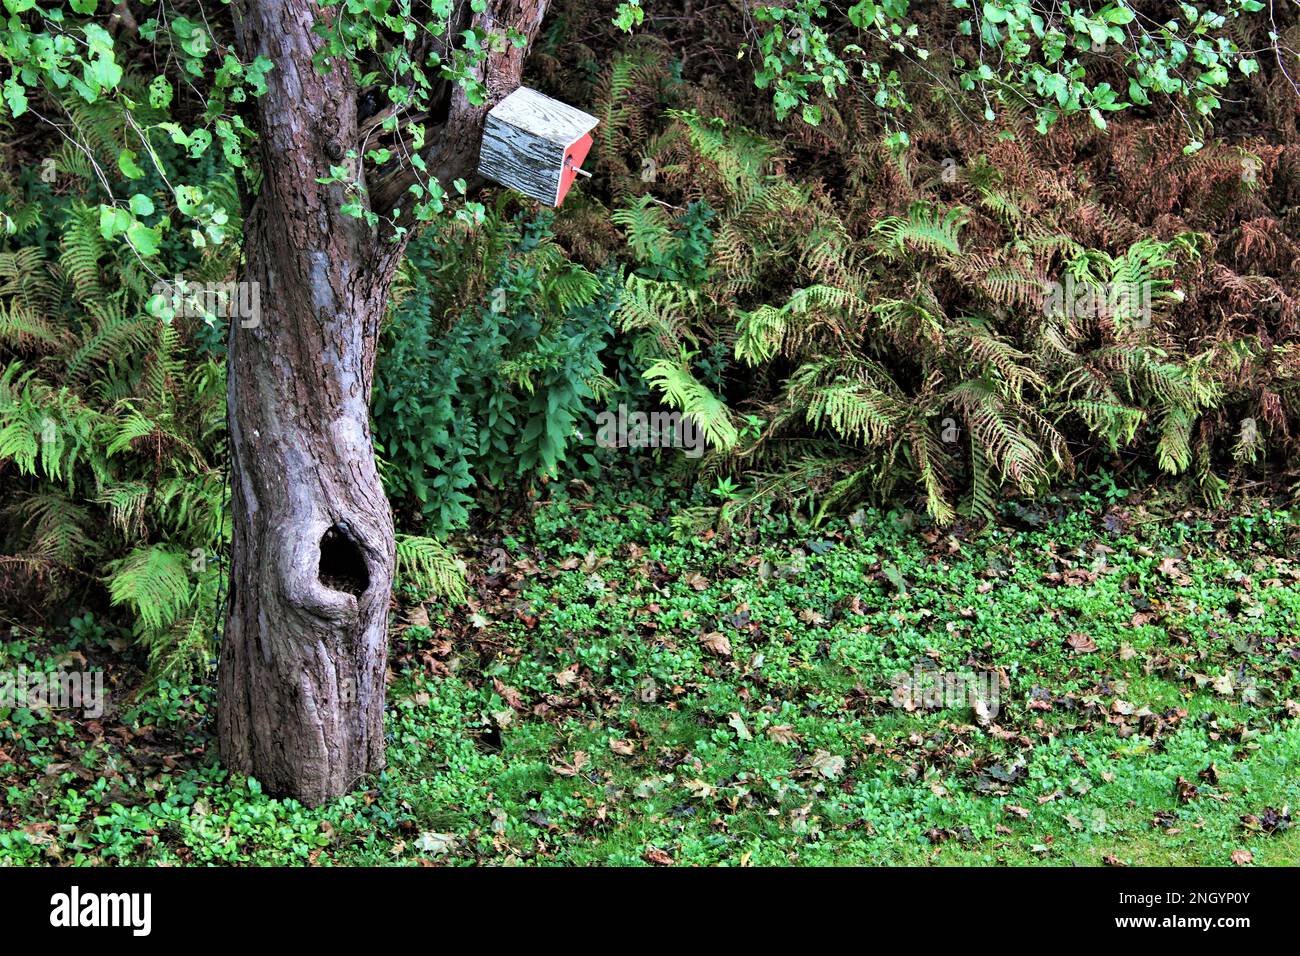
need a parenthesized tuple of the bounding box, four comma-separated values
(3, 476, 1300, 866)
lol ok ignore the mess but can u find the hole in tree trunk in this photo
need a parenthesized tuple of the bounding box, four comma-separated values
(319, 525, 370, 597)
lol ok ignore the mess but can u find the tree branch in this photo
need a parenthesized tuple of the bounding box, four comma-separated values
(368, 0, 551, 250)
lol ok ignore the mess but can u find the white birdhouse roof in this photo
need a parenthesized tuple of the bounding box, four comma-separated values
(488, 87, 598, 149)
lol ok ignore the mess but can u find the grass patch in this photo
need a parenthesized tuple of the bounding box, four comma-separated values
(2, 479, 1299, 866)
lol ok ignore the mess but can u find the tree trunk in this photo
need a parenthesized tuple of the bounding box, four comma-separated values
(217, 0, 394, 806)
(219, 0, 548, 805)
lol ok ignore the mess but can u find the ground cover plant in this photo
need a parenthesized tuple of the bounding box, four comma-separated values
(3, 476, 1298, 866)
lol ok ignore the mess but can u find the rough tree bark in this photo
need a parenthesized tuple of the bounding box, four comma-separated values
(219, 0, 549, 806)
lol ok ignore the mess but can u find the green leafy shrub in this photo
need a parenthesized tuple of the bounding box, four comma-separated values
(618, 0, 1280, 141)
(373, 207, 620, 538)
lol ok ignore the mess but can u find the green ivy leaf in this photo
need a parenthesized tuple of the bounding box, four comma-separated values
(118, 149, 146, 179)
(84, 47, 124, 94)
(126, 220, 161, 257)
(246, 56, 275, 96)
(1099, 4, 1135, 25)
(128, 193, 155, 217)
(148, 75, 174, 108)
(2, 77, 27, 117)
(98, 204, 132, 240)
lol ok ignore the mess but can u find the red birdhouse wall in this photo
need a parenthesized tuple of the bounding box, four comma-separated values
(557, 133, 593, 206)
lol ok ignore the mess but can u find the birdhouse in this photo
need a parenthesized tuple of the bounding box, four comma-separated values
(477, 87, 598, 207)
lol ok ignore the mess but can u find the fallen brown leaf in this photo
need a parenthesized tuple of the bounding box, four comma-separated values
(1066, 632, 1098, 654)
(643, 847, 674, 866)
(766, 724, 801, 745)
(699, 631, 731, 658)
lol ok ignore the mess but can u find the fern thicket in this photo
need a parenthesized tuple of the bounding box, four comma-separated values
(0, 204, 229, 683)
(5, 80, 305, 682)
(532, 37, 1300, 523)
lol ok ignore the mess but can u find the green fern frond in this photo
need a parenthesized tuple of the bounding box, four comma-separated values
(948, 378, 1048, 491)
(395, 534, 467, 602)
(9, 492, 99, 566)
(803, 376, 901, 446)
(872, 202, 968, 258)
(643, 354, 738, 451)
(95, 480, 150, 537)
(612, 196, 675, 265)
(106, 545, 194, 635)
(0, 299, 63, 352)
(616, 274, 699, 358)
